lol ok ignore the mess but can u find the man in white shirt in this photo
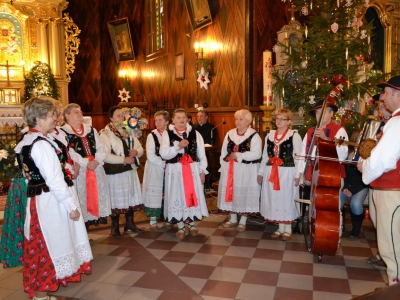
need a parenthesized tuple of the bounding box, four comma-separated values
(358, 75, 400, 285)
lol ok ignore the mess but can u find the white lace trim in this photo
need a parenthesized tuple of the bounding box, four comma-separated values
(62, 199, 79, 214)
(53, 242, 92, 279)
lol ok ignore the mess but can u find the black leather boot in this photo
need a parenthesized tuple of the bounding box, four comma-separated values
(124, 208, 144, 234)
(111, 215, 121, 238)
(349, 211, 364, 238)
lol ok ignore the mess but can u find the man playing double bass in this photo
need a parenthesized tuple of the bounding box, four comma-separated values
(296, 100, 348, 187)
(358, 75, 400, 285)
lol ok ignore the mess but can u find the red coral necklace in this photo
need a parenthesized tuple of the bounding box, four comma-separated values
(274, 128, 289, 144)
(71, 124, 84, 136)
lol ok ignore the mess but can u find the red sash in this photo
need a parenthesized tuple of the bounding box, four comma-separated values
(179, 154, 198, 207)
(225, 145, 239, 202)
(268, 157, 283, 190)
(86, 156, 99, 217)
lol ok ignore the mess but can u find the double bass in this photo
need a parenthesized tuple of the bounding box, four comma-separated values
(300, 80, 346, 261)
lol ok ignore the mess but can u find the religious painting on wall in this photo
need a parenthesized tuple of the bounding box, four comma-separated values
(107, 18, 135, 62)
(0, 12, 23, 65)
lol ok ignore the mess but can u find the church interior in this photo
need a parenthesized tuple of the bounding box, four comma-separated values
(1, 0, 400, 299)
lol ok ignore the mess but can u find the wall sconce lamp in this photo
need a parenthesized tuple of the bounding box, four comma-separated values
(194, 42, 204, 60)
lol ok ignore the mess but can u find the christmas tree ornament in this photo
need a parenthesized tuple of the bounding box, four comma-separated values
(118, 88, 131, 102)
(345, 0, 353, 7)
(298, 107, 305, 117)
(360, 30, 367, 39)
(337, 107, 346, 116)
(308, 95, 316, 105)
(364, 0, 370, 7)
(197, 67, 211, 89)
(301, 6, 309, 15)
(301, 60, 308, 69)
(331, 22, 339, 33)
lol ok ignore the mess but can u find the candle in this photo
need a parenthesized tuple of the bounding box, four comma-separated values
(337, 0, 340, 7)
(263, 50, 273, 105)
(368, 35, 370, 45)
(282, 87, 285, 98)
(289, 46, 292, 55)
(129, 136, 133, 149)
(305, 26, 308, 38)
(316, 78, 318, 90)
(347, 60, 349, 70)
(345, 47, 348, 60)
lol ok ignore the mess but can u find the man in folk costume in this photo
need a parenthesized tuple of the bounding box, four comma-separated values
(296, 99, 348, 238)
(358, 76, 400, 285)
(160, 109, 209, 239)
(296, 99, 349, 184)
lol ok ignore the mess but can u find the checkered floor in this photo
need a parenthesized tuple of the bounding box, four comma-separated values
(0, 214, 387, 300)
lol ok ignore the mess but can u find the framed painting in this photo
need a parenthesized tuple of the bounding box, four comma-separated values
(175, 53, 184, 80)
(107, 18, 135, 62)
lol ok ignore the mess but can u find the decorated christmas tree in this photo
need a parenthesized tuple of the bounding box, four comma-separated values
(23, 61, 60, 102)
(273, 0, 387, 136)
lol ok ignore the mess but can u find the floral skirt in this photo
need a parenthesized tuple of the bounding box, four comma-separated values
(23, 197, 92, 298)
(0, 176, 27, 268)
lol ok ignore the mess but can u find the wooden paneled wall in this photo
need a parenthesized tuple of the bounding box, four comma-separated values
(65, 0, 289, 147)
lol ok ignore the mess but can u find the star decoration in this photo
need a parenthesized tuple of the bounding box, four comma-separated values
(272, 44, 280, 53)
(197, 67, 211, 90)
(337, 107, 346, 116)
(308, 95, 316, 105)
(118, 88, 131, 102)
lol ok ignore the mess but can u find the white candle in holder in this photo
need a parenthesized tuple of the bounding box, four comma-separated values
(263, 50, 273, 106)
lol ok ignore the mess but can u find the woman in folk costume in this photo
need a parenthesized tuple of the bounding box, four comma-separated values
(49, 102, 80, 181)
(61, 103, 111, 230)
(218, 109, 262, 232)
(16, 97, 92, 300)
(99, 106, 144, 237)
(160, 108, 209, 239)
(257, 108, 302, 240)
(142, 110, 170, 230)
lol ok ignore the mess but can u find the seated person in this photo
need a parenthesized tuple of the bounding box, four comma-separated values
(193, 110, 215, 145)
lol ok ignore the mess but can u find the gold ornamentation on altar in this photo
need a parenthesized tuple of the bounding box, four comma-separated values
(63, 13, 80, 83)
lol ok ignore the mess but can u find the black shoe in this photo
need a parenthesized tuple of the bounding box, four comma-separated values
(111, 215, 121, 238)
(349, 211, 364, 238)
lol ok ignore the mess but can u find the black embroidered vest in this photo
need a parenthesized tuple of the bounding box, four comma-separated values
(61, 127, 97, 157)
(223, 132, 261, 164)
(266, 135, 295, 167)
(19, 136, 73, 197)
(151, 132, 161, 157)
(165, 129, 199, 164)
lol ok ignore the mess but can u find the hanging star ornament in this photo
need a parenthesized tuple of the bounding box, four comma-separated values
(197, 67, 211, 90)
(118, 88, 131, 102)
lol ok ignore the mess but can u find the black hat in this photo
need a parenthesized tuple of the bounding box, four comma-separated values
(377, 76, 400, 91)
(309, 99, 338, 116)
(372, 91, 383, 101)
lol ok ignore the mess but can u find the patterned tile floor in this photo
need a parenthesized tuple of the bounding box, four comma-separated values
(0, 213, 387, 300)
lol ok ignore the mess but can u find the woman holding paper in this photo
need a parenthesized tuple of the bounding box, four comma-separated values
(99, 106, 144, 237)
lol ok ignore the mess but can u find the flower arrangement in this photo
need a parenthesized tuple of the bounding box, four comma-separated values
(0, 140, 20, 182)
